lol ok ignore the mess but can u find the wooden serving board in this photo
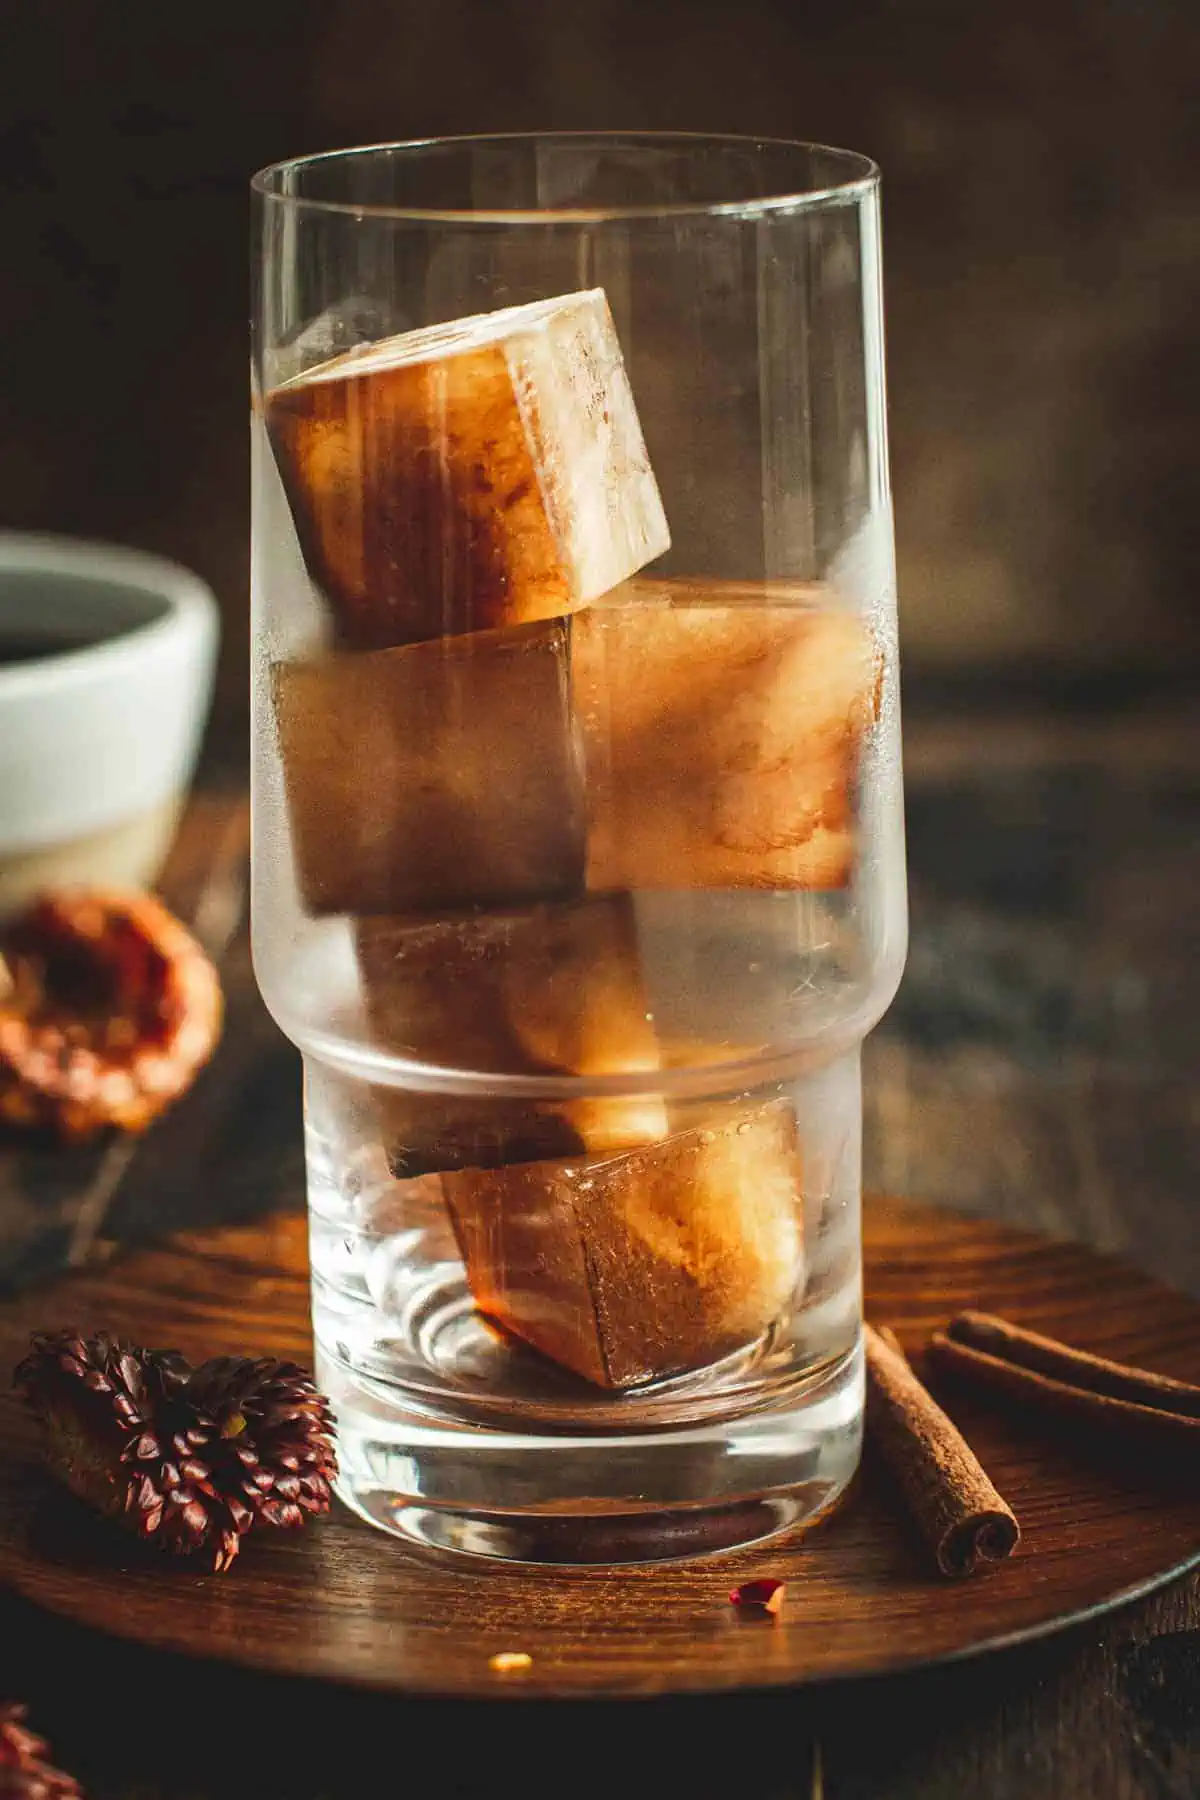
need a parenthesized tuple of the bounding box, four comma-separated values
(0, 1197, 1196, 1699)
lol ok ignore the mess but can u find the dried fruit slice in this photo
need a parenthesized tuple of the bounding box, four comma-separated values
(272, 618, 585, 917)
(443, 1098, 804, 1388)
(573, 580, 882, 891)
(266, 288, 670, 649)
(356, 894, 666, 1175)
(0, 890, 222, 1140)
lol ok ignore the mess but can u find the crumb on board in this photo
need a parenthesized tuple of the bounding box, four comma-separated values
(488, 1650, 534, 1674)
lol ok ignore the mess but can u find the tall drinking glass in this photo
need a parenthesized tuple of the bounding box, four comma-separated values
(251, 134, 906, 1563)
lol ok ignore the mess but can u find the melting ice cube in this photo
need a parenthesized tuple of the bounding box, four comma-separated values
(573, 578, 881, 892)
(356, 894, 667, 1175)
(443, 1098, 804, 1388)
(265, 288, 669, 650)
(271, 618, 585, 917)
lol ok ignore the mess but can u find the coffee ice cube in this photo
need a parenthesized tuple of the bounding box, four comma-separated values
(356, 895, 667, 1174)
(573, 580, 881, 891)
(271, 618, 584, 916)
(357, 893, 654, 1079)
(265, 288, 670, 650)
(443, 1098, 804, 1388)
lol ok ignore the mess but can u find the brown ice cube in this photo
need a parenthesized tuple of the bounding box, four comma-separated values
(443, 1099, 804, 1388)
(573, 579, 882, 891)
(356, 894, 653, 1075)
(271, 618, 584, 916)
(265, 289, 670, 650)
(356, 895, 667, 1176)
(373, 1094, 585, 1182)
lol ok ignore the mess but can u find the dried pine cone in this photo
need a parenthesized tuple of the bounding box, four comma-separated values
(0, 1706, 80, 1800)
(14, 1332, 336, 1572)
(0, 889, 222, 1141)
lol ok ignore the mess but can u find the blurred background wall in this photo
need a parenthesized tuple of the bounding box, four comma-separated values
(1, 0, 1196, 741)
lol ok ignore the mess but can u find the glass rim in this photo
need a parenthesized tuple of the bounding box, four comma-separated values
(250, 130, 879, 224)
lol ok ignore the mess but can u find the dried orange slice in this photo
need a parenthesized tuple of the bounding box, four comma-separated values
(0, 890, 222, 1141)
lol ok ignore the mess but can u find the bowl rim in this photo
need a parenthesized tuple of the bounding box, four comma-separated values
(0, 531, 218, 698)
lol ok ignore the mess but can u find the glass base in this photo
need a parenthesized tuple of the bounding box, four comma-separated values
(317, 1335, 863, 1565)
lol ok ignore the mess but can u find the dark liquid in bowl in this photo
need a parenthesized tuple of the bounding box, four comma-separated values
(0, 631, 112, 666)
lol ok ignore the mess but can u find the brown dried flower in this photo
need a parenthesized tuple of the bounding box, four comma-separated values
(0, 890, 222, 1141)
(0, 1705, 81, 1799)
(14, 1331, 336, 1572)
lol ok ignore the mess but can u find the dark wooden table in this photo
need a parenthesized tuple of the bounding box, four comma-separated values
(1, 680, 1197, 1800)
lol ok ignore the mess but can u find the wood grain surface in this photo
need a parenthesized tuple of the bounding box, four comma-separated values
(0, 694, 1197, 1796)
(0, 1196, 1195, 1699)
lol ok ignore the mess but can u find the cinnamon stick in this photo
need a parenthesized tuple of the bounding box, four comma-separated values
(863, 1323, 1020, 1578)
(929, 1313, 1200, 1457)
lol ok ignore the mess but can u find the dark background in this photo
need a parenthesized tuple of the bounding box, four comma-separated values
(1, 10, 1199, 1794)
(1, 0, 1198, 744)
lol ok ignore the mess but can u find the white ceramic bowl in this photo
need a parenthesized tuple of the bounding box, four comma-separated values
(0, 533, 220, 916)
